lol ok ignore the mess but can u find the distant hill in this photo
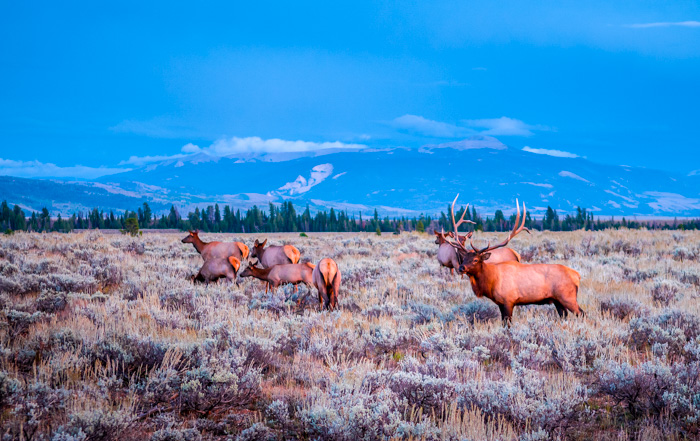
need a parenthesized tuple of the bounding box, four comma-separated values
(3, 136, 699, 216)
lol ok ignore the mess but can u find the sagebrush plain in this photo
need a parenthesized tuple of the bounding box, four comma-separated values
(1, 229, 700, 440)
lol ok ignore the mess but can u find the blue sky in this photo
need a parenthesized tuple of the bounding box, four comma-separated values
(1, 1, 699, 178)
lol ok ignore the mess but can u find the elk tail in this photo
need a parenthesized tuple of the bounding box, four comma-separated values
(228, 256, 241, 273)
(237, 243, 250, 260)
(321, 259, 338, 289)
(285, 245, 301, 264)
(512, 249, 522, 262)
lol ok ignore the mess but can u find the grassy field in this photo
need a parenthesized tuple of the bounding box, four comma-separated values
(1, 229, 700, 440)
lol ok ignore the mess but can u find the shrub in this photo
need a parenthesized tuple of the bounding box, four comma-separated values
(54, 409, 133, 441)
(593, 360, 674, 418)
(650, 278, 683, 303)
(235, 423, 275, 441)
(9, 381, 69, 440)
(299, 387, 402, 440)
(386, 371, 458, 415)
(36, 289, 68, 313)
(151, 428, 202, 441)
(5, 309, 44, 339)
(452, 300, 500, 324)
(599, 297, 646, 320)
(0, 371, 20, 408)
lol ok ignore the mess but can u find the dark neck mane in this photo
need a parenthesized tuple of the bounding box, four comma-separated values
(191, 236, 209, 254)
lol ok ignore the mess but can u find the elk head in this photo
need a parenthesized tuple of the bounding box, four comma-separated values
(443, 195, 529, 275)
(434, 230, 447, 245)
(250, 238, 267, 259)
(181, 230, 200, 244)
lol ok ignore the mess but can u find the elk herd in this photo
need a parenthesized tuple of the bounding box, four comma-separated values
(182, 194, 583, 323)
(183, 231, 340, 310)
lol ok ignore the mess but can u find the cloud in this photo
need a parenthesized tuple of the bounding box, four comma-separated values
(203, 136, 366, 156)
(0, 158, 130, 180)
(391, 114, 474, 138)
(120, 136, 368, 166)
(523, 146, 579, 158)
(463, 117, 550, 136)
(119, 154, 192, 166)
(625, 21, 700, 29)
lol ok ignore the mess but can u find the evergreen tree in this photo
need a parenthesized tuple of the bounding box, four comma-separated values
(142, 202, 152, 228)
(12, 205, 26, 231)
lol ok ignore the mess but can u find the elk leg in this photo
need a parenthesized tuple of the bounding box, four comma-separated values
(553, 300, 568, 318)
(558, 296, 583, 317)
(450, 268, 454, 276)
(329, 286, 337, 311)
(498, 304, 513, 325)
(318, 287, 326, 310)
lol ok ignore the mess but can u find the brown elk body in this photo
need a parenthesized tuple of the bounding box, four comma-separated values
(250, 239, 301, 268)
(192, 256, 241, 285)
(181, 231, 249, 261)
(444, 195, 583, 323)
(239, 262, 314, 293)
(312, 258, 341, 310)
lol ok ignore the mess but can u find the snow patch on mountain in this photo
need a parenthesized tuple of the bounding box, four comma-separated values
(643, 192, 700, 212)
(278, 164, 334, 195)
(421, 135, 507, 152)
(522, 182, 553, 188)
(558, 170, 590, 183)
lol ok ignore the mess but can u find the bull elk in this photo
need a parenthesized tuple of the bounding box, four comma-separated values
(445, 196, 583, 323)
(191, 256, 241, 285)
(239, 262, 314, 293)
(251, 239, 301, 268)
(312, 258, 341, 310)
(435, 196, 521, 275)
(181, 230, 249, 261)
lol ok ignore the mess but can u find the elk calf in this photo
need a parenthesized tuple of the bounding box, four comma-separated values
(250, 239, 301, 267)
(182, 230, 249, 261)
(192, 256, 241, 285)
(239, 262, 314, 293)
(312, 258, 341, 310)
(444, 196, 583, 323)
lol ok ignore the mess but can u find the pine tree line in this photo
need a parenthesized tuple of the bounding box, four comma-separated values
(1, 200, 699, 234)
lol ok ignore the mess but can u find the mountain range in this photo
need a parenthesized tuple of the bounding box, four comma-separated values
(2, 136, 699, 217)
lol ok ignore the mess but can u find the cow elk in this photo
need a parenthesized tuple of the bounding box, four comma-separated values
(251, 239, 301, 268)
(181, 230, 249, 261)
(239, 262, 314, 293)
(445, 196, 583, 324)
(191, 256, 241, 285)
(312, 258, 341, 310)
(435, 230, 468, 275)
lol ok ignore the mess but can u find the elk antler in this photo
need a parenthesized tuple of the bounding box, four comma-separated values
(470, 199, 530, 254)
(443, 194, 476, 251)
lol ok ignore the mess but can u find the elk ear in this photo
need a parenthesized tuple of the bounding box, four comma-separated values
(481, 252, 492, 262)
(254, 239, 259, 246)
(261, 239, 267, 247)
(228, 256, 241, 273)
(467, 231, 474, 239)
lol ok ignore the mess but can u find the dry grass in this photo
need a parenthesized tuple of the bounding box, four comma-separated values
(1, 229, 700, 440)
